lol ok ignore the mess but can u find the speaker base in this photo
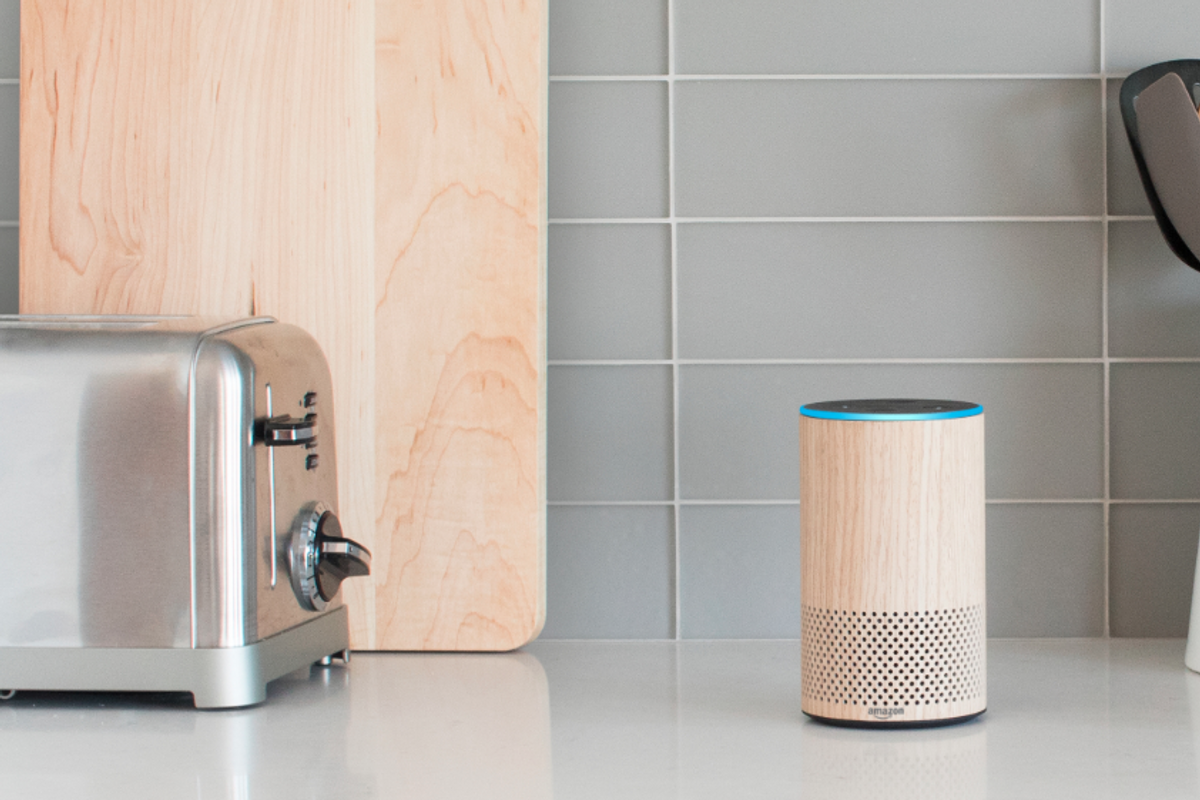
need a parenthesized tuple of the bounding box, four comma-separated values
(803, 708, 986, 729)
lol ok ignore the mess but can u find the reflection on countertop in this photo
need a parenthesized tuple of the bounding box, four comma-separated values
(0, 640, 1195, 798)
(0, 652, 552, 799)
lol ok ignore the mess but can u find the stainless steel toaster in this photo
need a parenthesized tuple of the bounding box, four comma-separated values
(0, 316, 370, 708)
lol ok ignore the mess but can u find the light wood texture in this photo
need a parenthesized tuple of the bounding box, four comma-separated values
(800, 416, 985, 611)
(372, 0, 546, 650)
(19, 0, 377, 616)
(800, 415, 986, 723)
(20, 0, 546, 651)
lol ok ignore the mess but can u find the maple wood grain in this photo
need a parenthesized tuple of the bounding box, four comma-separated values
(373, 0, 546, 650)
(20, 0, 546, 650)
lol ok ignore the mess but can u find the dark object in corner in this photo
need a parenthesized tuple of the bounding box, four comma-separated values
(1120, 60, 1200, 272)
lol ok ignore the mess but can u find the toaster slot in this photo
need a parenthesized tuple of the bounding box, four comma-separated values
(260, 387, 321, 588)
(266, 384, 278, 588)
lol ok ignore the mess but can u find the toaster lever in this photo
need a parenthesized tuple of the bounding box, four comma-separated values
(261, 414, 317, 446)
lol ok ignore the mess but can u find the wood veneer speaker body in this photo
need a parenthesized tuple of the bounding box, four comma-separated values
(800, 399, 986, 727)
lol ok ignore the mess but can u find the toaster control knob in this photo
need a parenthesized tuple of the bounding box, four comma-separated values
(289, 503, 372, 611)
(262, 414, 317, 446)
(313, 512, 372, 602)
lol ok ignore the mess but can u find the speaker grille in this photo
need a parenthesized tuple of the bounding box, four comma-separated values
(801, 605, 985, 708)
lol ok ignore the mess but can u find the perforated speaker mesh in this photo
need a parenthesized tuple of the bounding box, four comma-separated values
(801, 605, 985, 708)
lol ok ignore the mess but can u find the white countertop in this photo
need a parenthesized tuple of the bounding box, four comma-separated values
(0, 639, 1195, 798)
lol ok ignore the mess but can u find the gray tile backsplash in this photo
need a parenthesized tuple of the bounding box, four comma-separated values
(987, 504, 1105, 637)
(548, 81, 668, 219)
(548, 366, 674, 502)
(0, 85, 15, 223)
(675, 500, 1110, 640)
(0, 227, 16, 314)
(677, 221, 1103, 359)
(549, 0, 667, 76)
(1105, 0, 1200, 74)
(6, 1, 1192, 639)
(1109, 222, 1200, 358)
(1107, 79, 1153, 217)
(675, 0, 1099, 76)
(1109, 504, 1200, 637)
(674, 80, 1103, 218)
(679, 505, 800, 639)
(544, 506, 674, 639)
(679, 364, 1104, 501)
(1111, 364, 1200, 499)
(0, 0, 16, 80)
(549, 224, 671, 360)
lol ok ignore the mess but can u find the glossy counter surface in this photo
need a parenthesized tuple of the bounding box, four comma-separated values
(0, 639, 1194, 798)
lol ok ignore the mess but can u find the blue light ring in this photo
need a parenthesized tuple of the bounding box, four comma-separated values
(799, 405, 983, 422)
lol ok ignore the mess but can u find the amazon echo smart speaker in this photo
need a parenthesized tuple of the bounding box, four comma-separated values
(800, 399, 986, 727)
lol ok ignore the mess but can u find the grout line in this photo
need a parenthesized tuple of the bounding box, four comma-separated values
(529, 636, 1154, 643)
(551, 75, 668, 82)
(547, 498, 1200, 506)
(1099, 0, 1112, 640)
(0, 78, 16, 85)
(530, 636, 1133, 643)
(667, 0, 682, 644)
(1111, 357, 1200, 362)
(675, 216, 1104, 224)
(670, 0, 685, 744)
(549, 359, 675, 366)
(549, 356, 1200, 367)
(0, 221, 16, 228)
(554, 357, 1105, 366)
(524, 638, 734, 644)
(550, 217, 672, 224)
(550, 73, 1108, 82)
(549, 216, 1114, 224)
(673, 73, 1111, 82)
(549, 500, 681, 507)
(986, 498, 1108, 505)
(670, 500, 798, 507)
(1106, 499, 1200, 504)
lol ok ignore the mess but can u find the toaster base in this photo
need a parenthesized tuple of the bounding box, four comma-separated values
(0, 606, 349, 709)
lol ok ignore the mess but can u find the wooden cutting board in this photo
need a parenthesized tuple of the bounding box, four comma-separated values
(19, 0, 546, 651)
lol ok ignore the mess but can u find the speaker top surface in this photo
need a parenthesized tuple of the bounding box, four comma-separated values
(800, 398, 982, 421)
